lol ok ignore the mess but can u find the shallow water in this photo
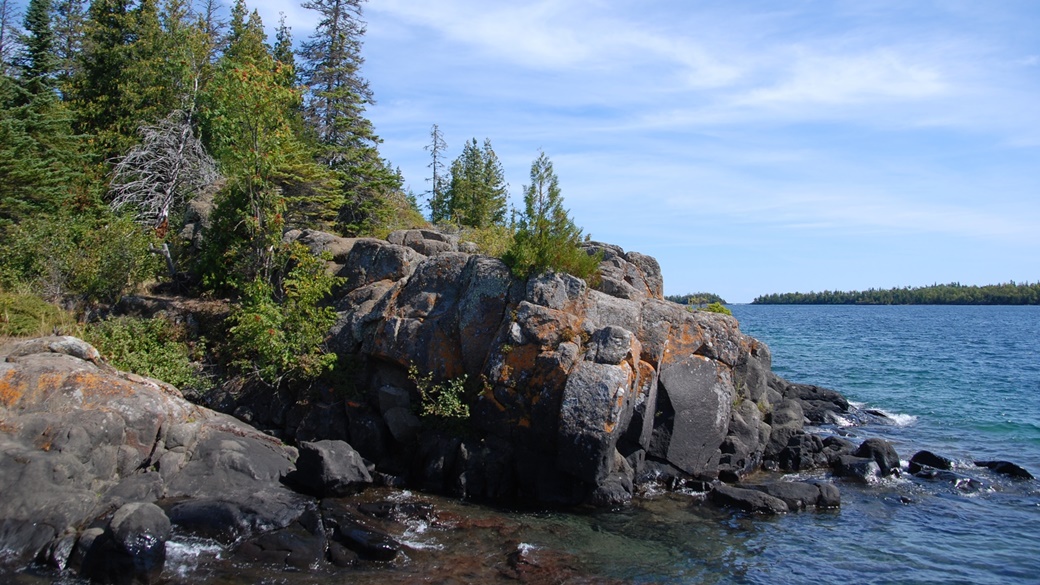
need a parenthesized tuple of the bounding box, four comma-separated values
(10, 305, 1040, 584)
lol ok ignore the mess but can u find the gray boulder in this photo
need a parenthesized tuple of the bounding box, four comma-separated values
(710, 484, 789, 514)
(287, 440, 372, 497)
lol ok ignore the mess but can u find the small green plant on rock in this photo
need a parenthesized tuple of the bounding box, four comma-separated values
(700, 302, 733, 316)
(408, 365, 470, 428)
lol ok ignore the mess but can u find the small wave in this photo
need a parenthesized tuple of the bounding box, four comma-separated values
(869, 408, 918, 426)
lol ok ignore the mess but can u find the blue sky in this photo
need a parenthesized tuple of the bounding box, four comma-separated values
(22, 0, 1040, 302)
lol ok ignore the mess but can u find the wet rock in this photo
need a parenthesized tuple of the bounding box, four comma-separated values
(832, 455, 883, 483)
(753, 481, 840, 510)
(235, 508, 326, 569)
(975, 460, 1034, 480)
(80, 503, 171, 585)
(321, 501, 400, 562)
(853, 438, 901, 477)
(782, 383, 850, 424)
(164, 488, 316, 545)
(909, 450, 954, 474)
(709, 484, 789, 515)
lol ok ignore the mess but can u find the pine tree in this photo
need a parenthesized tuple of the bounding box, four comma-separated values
(299, 0, 404, 236)
(504, 151, 598, 280)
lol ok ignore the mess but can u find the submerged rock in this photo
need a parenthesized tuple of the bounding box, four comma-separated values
(909, 450, 954, 474)
(975, 460, 1035, 480)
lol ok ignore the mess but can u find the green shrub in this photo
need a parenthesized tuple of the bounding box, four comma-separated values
(84, 316, 211, 392)
(408, 365, 470, 429)
(0, 212, 161, 304)
(700, 302, 733, 316)
(226, 243, 341, 387)
(460, 224, 514, 257)
(0, 292, 78, 337)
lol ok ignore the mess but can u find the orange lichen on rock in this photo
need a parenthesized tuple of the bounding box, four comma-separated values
(0, 369, 28, 408)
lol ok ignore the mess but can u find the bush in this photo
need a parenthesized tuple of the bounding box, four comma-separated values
(226, 243, 341, 387)
(700, 302, 733, 316)
(84, 316, 211, 392)
(0, 212, 161, 304)
(408, 365, 470, 429)
(460, 224, 514, 257)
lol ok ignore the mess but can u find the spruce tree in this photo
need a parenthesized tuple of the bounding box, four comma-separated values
(17, 0, 56, 91)
(504, 151, 599, 280)
(299, 0, 404, 236)
(51, 0, 87, 95)
(0, 74, 85, 231)
(436, 137, 508, 228)
(72, 0, 139, 161)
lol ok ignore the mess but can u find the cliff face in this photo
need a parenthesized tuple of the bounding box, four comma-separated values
(249, 228, 846, 506)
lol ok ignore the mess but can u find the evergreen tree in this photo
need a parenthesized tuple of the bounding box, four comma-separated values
(51, 0, 87, 94)
(72, 0, 140, 160)
(0, 74, 85, 232)
(503, 151, 598, 280)
(17, 0, 56, 91)
(299, 0, 404, 236)
(442, 137, 507, 228)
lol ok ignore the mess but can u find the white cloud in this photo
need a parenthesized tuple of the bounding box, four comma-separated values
(739, 49, 948, 107)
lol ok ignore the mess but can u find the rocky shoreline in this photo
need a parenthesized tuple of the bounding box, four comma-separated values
(1, 231, 1033, 583)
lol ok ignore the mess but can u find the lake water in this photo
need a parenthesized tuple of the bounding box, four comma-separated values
(15, 305, 1040, 584)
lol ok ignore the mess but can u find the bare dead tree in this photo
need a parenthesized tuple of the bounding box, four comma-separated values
(110, 109, 219, 232)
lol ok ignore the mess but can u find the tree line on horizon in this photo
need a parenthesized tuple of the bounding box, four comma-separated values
(752, 282, 1040, 305)
(0, 0, 597, 387)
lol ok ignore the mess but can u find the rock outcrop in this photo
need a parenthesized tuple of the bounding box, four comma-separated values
(217, 229, 855, 507)
(0, 336, 393, 580)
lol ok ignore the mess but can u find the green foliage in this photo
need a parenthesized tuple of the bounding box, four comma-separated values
(84, 315, 211, 391)
(0, 211, 160, 304)
(226, 243, 341, 387)
(666, 292, 727, 306)
(408, 364, 470, 429)
(752, 282, 1040, 305)
(432, 137, 508, 229)
(699, 302, 732, 316)
(197, 10, 334, 289)
(503, 151, 600, 282)
(460, 223, 514, 258)
(0, 291, 76, 337)
(0, 74, 86, 232)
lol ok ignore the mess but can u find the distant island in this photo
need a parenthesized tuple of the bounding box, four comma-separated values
(753, 282, 1040, 305)
(665, 292, 728, 305)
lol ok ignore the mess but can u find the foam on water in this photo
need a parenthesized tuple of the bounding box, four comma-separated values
(165, 536, 225, 577)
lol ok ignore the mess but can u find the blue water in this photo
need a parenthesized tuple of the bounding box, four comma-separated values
(721, 304, 1040, 584)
